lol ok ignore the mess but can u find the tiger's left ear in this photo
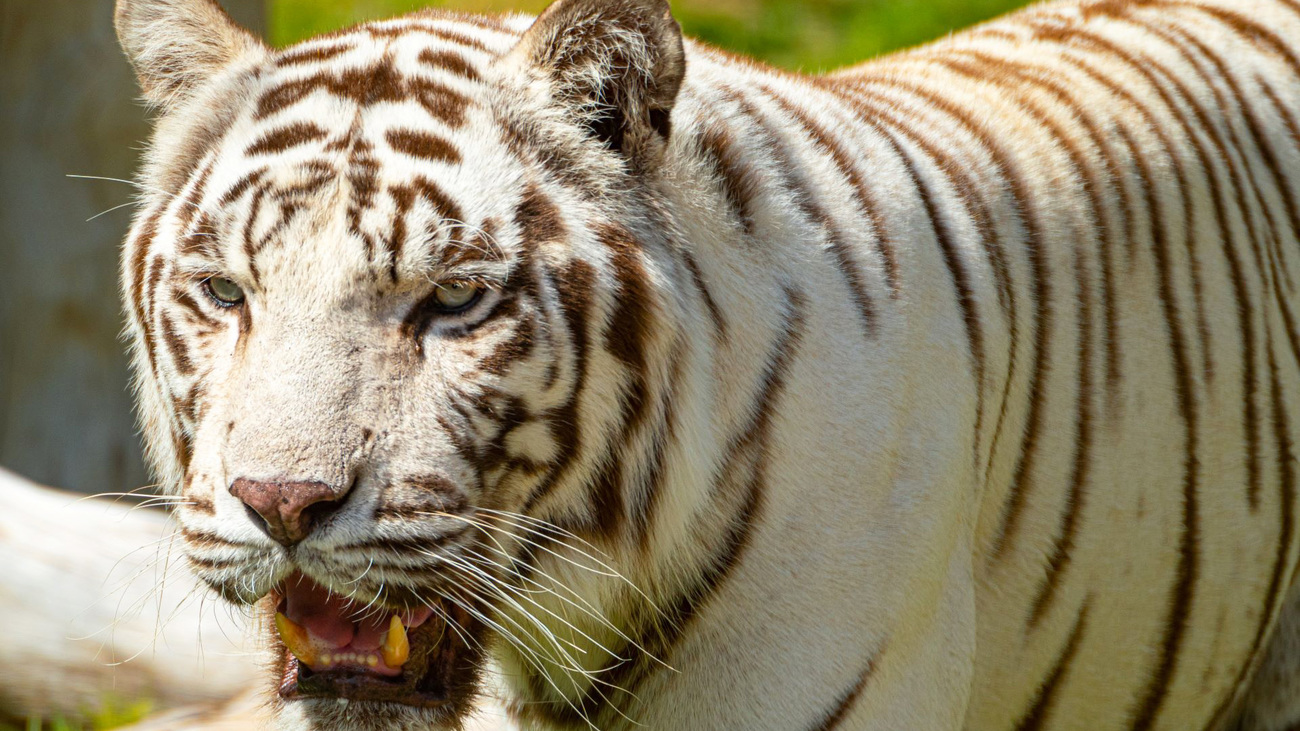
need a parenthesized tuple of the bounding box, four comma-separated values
(504, 0, 685, 164)
(116, 0, 266, 111)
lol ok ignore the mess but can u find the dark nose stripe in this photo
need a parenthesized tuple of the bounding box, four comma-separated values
(228, 478, 348, 546)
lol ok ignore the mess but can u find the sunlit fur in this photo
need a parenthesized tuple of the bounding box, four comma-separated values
(114, 0, 1300, 729)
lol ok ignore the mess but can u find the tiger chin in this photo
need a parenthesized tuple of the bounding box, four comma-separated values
(113, 0, 1300, 729)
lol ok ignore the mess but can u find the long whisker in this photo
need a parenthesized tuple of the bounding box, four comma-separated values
(471, 509, 664, 616)
(438, 553, 597, 659)
(418, 513, 643, 642)
(417, 513, 672, 680)
(437, 589, 600, 731)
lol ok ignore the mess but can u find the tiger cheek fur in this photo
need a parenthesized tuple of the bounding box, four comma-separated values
(114, 0, 1300, 730)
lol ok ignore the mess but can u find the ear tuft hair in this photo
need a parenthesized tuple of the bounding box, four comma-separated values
(115, 0, 265, 111)
(506, 0, 686, 164)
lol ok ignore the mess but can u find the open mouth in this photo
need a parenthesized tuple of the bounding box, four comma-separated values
(273, 572, 479, 708)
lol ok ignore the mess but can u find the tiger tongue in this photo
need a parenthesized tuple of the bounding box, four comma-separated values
(282, 574, 356, 648)
(279, 573, 437, 651)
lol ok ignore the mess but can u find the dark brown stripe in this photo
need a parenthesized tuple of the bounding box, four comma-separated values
(942, 49, 1125, 414)
(681, 248, 727, 341)
(1019, 49, 1216, 687)
(1114, 120, 1201, 731)
(408, 78, 472, 127)
(1055, 23, 1221, 386)
(127, 212, 162, 373)
(275, 43, 354, 67)
(1210, 342, 1299, 729)
(1047, 18, 1268, 528)
(385, 185, 414, 282)
(514, 184, 566, 245)
(1028, 245, 1094, 628)
(1122, 12, 1296, 383)
(633, 337, 686, 552)
(386, 177, 464, 290)
(583, 224, 658, 539)
(478, 315, 536, 376)
(138, 255, 166, 386)
(520, 261, 595, 514)
(697, 122, 763, 238)
(1014, 601, 1091, 731)
(367, 23, 491, 52)
(217, 167, 268, 208)
(170, 285, 217, 328)
(600, 223, 656, 437)
(385, 128, 461, 163)
(255, 64, 470, 127)
(1147, 22, 1285, 508)
(240, 181, 270, 284)
(159, 310, 195, 377)
(1166, 3, 1300, 75)
(172, 158, 214, 239)
(826, 72, 1028, 479)
(827, 79, 1006, 481)
(177, 212, 220, 259)
(722, 85, 876, 339)
(875, 75, 1046, 560)
(1249, 80, 1300, 373)
(564, 288, 808, 726)
(807, 649, 883, 731)
(761, 84, 900, 296)
(417, 48, 482, 81)
(244, 122, 328, 156)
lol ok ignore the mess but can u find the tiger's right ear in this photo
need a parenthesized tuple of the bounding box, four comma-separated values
(502, 0, 685, 165)
(115, 0, 265, 110)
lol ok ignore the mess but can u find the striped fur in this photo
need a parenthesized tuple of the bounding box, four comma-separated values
(113, 0, 1300, 729)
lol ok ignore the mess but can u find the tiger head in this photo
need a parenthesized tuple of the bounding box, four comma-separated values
(115, 0, 695, 726)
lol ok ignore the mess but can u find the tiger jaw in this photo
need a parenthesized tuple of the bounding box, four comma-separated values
(269, 572, 486, 710)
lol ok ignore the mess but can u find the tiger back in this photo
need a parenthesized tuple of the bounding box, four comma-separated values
(111, 0, 1300, 729)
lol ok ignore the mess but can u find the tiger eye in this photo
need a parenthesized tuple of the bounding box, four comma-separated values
(434, 281, 482, 312)
(204, 276, 245, 306)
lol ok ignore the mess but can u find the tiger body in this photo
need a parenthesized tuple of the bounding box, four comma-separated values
(111, 0, 1300, 729)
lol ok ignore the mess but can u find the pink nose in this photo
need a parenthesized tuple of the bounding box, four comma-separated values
(228, 478, 349, 546)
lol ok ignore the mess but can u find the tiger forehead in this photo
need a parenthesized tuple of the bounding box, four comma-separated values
(248, 31, 501, 147)
(182, 24, 537, 283)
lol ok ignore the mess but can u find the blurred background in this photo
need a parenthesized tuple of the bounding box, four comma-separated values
(0, 0, 1029, 728)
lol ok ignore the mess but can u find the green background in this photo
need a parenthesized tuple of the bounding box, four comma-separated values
(272, 0, 1034, 71)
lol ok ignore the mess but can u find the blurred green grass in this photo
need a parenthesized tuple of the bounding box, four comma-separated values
(270, 0, 1034, 70)
(5, 698, 153, 731)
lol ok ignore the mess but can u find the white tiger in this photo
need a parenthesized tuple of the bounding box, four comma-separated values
(112, 0, 1300, 728)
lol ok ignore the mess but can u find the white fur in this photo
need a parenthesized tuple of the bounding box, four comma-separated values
(114, 0, 1300, 729)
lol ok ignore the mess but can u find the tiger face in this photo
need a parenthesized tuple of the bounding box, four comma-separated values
(116, 0, 686, 726)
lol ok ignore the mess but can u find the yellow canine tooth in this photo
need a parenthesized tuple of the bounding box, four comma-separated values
(382, 615, 410, 668)
(275, 612, 317, 667)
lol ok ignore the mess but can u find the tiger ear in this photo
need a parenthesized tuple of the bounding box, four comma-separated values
(505, 0, 686, 163)
(115, 0, 265, 110)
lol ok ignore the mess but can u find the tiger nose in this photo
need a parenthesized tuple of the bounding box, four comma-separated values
(228, 478, 350, 546)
